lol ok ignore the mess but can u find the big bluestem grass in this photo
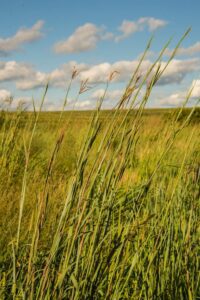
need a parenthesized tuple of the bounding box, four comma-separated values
(0, 30, 200, 300)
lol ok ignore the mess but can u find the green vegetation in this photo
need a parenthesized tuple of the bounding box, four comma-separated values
(0, 33, 199, 299)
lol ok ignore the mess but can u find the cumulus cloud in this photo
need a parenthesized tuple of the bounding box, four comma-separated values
(138, 17, 167, 31)
(46, 98, 93, 111)
(91, 89, 123, 101)
(74, 100, 92, 109)
(79, 58, 200, 86)
(160, 79, 200, 106)
(0, 21, 44, 56)
(0, 89, 33, 110)
(116, 17, 167, 41)
(16, 61, 88, 90)
(0, 89, 12, 101)
(1, 57, 199, 92)
(160, 92, 185, 106)
(79, 62, 113, 83)
(11, 96, 32, 109)
(79, 60, 153, 83)
(0, 61, 34, 82)
(90, 88, 148, 109)
(0, 61, 48, 90)
(165, 42, 200, 57)
(116, 21, 140, 41)
(158, 58, 200, 85)
(54, 18, 167, 54)
(190, 79, 200, 97)
(16, 72, 47, 90)
(48, 61, 88, 87)
(54, 23, 113, 54)
(0, 60, 87, 90)
(42, 101, 62, 112)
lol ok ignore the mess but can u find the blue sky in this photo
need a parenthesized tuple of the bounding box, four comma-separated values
(0, 0, 200, 110)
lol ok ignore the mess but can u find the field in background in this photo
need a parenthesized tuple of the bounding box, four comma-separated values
(0, 107, 199, 299)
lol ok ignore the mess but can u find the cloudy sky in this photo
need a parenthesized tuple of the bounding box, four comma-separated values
(0, 0, 200, 110)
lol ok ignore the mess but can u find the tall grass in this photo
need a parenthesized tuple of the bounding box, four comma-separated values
(0, 31, 200, 299)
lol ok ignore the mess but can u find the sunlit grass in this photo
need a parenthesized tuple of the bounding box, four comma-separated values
(0, 31, 200, 299)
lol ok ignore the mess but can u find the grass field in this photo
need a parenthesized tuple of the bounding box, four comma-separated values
(0, 106, 199, 299)
(0, 37, 200, 298)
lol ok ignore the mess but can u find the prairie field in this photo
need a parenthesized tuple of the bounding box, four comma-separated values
(0, 104, 199, 299)
(1, 0, 200, 298)
(0, 25, 200, 300)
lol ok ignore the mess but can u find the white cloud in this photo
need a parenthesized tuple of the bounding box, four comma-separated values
(91, 89, 123, 101)
(0, 57, 199, 92)
(160, 79, 200, 106)
(79, 60, 152, 83)
(157, 58, 200, 85)
(54, 18, 167, 53)
(0, 61, 34, 81)
(160, 92, 185, 106)
(16, 61, 88, 90)
(16, 71, 47, 90)
(42, 101, 62, 111)
(0, 89, 12, 101)
(0, 89, 33, 110)
(74, 100, 91, 108)
(0, 21, 44, 56)
(90, 87, 145, 109)
(116, 21, 140, 41)
(116, 17, 167, 41)
(79, 58, 200, 85)
(42, 99, 93, 111)
(0, 61, 47, 90)
(165, 42, 200, 57)
(138, 17, 167, 31)
(79, 62, 112, 83)
(49, 61, 88, 87)
(54, 23, 112, 54)
(0, 60, 87, 90)
(190, 79, 200, 98)
(11, 96, 32, 109)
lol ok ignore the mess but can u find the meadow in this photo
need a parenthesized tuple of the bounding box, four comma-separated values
(0, 37, 200, 299)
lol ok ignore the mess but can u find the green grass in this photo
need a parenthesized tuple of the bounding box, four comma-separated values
(0, 32, 200, 299)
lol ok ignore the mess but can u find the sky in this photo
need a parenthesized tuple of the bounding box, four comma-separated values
(0, 0, 200, 110)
